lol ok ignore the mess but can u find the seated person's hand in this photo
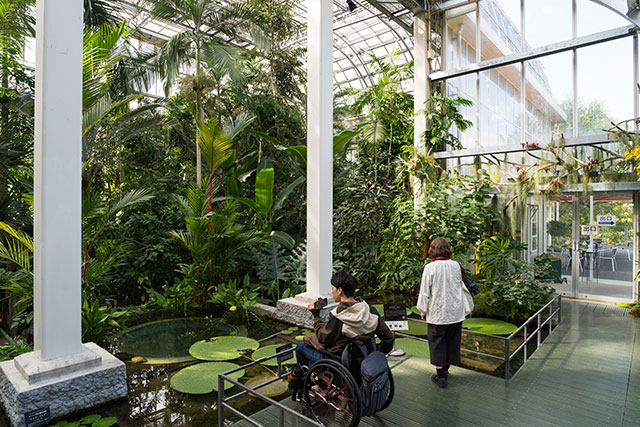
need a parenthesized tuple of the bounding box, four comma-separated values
(307, 302, 316, 310)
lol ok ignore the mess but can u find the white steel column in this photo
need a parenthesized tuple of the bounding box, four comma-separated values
(33, 0, 83, 360)
(305, 0, 333, 299)
(413, 12, 430, 203)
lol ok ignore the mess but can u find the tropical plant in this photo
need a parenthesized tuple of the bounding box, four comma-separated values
(149, 0, 265, 184)
(81, 296, 128, 345)
(145, 279, 201, 317)
(253, 239, 306, 300)
(473, 277, 554, 320)
(170, 185, 264, 297)
(420, 92, 473, 152)
(476, 236, 526, 282)
(0, 221, 33, 330)
(208, 274, 260, 322)
(0, 327, 31, 361)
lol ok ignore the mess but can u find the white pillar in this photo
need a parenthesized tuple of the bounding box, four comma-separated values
(33, 0, 83, 360)
(0, 3, 126, 422)
(413, 13, 430, 204)
(304, 0, 333, 300)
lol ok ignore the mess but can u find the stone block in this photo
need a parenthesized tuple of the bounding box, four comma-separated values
(0, 343, 126, 427)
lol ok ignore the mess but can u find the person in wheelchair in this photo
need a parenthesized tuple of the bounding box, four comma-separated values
(288, 271, 395, 400)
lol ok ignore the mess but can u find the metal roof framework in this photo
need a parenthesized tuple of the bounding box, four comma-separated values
(113, 1, 418, 93)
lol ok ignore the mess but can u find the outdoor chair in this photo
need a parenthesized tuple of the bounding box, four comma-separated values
(565, 250, 585, 272)
(597, 247, 618, 272)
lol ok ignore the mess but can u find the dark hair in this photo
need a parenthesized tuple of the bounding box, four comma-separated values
(330, 271, 357, 297)
(428, 237, 452, 258)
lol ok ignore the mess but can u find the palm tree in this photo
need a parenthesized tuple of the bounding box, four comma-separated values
(148, 0, 263, 185)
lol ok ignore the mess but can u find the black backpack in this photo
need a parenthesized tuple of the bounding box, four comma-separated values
(341, 341, 391, 417)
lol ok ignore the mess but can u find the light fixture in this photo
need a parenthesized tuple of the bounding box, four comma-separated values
(346, 0, 357, 12)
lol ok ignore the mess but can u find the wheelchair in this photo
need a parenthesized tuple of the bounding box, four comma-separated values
(299, 340, 394, 427)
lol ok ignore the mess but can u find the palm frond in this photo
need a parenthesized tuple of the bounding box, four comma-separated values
(0, 221, 33, 273)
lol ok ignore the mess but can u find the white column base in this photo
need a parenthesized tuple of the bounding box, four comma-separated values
(14, 345, 101, 384)
(0, 343, 126, 427)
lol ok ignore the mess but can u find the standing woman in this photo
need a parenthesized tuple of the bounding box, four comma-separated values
(417, 237, 474, 388)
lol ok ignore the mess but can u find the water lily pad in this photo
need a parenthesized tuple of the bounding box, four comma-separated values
(92, 418, 117, 427)
(170, 362, 245, 394)
(405, 319, 428, 336)
(245, 374, 289, 397)
(462, 318, 518, 335)
(189, 336, 260, 361)
(411, 306, 421, 315)
(78, 415, 101, 424)
(294, 330, 313, 341)
(394, 338, 429, 358)
(281, 326, 298, 335)
(252, 345, 297, 366)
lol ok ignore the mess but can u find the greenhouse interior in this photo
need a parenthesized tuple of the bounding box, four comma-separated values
(0, 0, 639, 426)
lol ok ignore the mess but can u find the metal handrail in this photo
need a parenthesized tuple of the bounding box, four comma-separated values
(218, 346, 323, 427)
(403, 294, 562, 380)
(218, 295, 562, 425)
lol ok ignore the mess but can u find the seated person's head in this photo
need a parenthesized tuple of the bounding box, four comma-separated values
(330, 271, 357, 302)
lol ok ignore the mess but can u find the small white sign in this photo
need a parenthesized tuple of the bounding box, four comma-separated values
(581, 225, 598, 236)
(597, 215, 616, 227)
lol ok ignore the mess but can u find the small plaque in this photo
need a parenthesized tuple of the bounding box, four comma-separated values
(276, 343, 293, 364)
(24, 407, 50, 427)
(384, 304, 409, 331)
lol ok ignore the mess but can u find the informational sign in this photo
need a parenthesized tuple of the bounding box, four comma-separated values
(581, 225, 598, 236)
(383, 303, 408, 331)
(275, 343, 293, 364)
(24, 407, 50, 427)
(597, 215, 616, 227)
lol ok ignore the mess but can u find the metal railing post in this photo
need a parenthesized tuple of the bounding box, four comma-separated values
(504, 339, 511, 380)
(558, 295, 562, 323)
(549, 304, 553, 333)
(218, 375, 225, 427)
(523, 325, 528, 362)
(537, 313, 541, 349)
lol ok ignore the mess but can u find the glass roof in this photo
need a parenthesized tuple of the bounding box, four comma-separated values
(117, 0, 417, 93)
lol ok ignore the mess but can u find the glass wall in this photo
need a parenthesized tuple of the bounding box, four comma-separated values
(442, 0, 638, 151)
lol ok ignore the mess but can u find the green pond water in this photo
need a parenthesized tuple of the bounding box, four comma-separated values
(112, 317, 239, 364)
(36, 317, 302, 427)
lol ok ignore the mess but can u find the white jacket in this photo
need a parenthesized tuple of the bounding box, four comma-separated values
(416, 259, 473, 325)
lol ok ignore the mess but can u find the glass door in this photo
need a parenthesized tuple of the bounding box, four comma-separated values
(544, 197, 573, 294)
(577, 194, 635, 301)
(543, 193, 636, 302)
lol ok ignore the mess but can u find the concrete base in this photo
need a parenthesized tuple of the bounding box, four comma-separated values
(0, 343, 126, 427)
(268, 293, 336, 328)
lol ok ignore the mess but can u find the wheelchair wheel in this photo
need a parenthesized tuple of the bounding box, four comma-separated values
(379, 368, 394, 411)
(303, 360, 362, 427)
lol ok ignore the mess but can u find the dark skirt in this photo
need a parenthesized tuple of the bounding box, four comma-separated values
(427, 322, 463, 366)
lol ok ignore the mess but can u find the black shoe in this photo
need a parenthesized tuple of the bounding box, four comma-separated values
(431, 374, 448, 388)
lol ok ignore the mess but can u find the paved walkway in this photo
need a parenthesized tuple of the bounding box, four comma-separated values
(232, 299, 639, 427)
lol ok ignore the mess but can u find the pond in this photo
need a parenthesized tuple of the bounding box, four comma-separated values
(37, 317, 303, 427)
